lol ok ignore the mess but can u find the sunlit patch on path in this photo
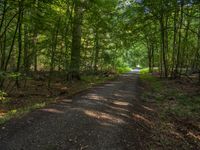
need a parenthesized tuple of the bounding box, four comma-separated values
(0, 72, 156, 150)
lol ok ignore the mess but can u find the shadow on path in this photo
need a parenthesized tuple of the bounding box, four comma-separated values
(0, 71, 157, 150)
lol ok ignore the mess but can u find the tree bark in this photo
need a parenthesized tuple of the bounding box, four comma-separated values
(159, 14, 168, 77)
(94, 28, 99, 72)
(175, 0, 184, 78)
(171, 3, 178, 78)
(23, 20, 29, 73)
(68, 0, 83, 80)
(16, 0, 24, 87)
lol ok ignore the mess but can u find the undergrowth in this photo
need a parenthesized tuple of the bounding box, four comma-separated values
(140, 71, 200, 120)
(0, 75, 116, 125)
(0, 102, 46, 124)
(116, 67, 132, 74)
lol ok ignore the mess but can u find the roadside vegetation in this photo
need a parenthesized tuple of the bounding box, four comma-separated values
(140, 68, 200, 148)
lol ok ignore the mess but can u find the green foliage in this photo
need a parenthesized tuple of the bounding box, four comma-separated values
(116, 67, 131, 74)
(7, 72, 21, 79)
(0, 90, 7, 101)
(140, 67, 159, 74)
(0, 71, 21, 80)
(139, 68, 149, 74)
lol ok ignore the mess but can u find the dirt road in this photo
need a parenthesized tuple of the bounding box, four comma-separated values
(0, 71, 156, 150)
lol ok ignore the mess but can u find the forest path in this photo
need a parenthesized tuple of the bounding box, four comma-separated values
(0, 70, 156, 150)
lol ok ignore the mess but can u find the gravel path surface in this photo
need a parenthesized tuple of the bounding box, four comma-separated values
(0, 71, 155, 150)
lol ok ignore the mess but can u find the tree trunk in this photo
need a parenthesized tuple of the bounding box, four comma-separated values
(32, 0, 38, 72)
(175, 0, 184, 78)
(48, 19, 60, 87)
(0, 0, 7, 34)
(16, 0, 24, 87)
(171, 3, 178, 78)
(23, 21, 29, 74)
(64, 1, 73, 71)
(4, 11, 21, 71)
(159, 14, 168, 77)
(68, 0, 83, 80)
(94, 29, 99, 72)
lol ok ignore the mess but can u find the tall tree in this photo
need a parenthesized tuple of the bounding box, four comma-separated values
(68, 0, 83, 80)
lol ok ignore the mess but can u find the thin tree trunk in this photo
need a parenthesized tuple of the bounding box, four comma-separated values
(64, 1, 73, 72)
(32, 0, 38, 72)
(4, 12, 21, 71)
(0, 22, 7, 70)
(0, 0, 7, 34)
(23, 21, 29, 73)
(94, 28, 99, 72)
(159, 14, 167, 77)
(180, 18, 190, 75)
(175, 0, 184, 78)
(16, 0, 24, 87)
(171, 3, 178, 78)
(48, 19, 60, 87)
(197, 27, 200, 83)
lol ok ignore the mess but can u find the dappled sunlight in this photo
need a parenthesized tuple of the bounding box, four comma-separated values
(61, 99, 72, 103)
(142, 105, 155, 112)
(99, 122, 115, 127)
(84, 110, 125, 124)
(58, 99, 73, 106)
(83, 93, 105, 101)
(113, 93, 123, 97)
(168, 130, 184, 140)
(112, 101, 129, 106)
(106, 104, 129, 113)
(0, 112, 5, 118)
(42, 108, 64, 114)
(113, 93, 137, 99)
(132, 113, 153, 127)
(0, 109, 6, 117)
(105, 109, 130, 119)
(187, 131, 200, 141)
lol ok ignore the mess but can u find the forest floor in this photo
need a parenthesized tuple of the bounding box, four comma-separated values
(0, 70, 199, 150)
(0, 73, 116, 124)
(140, 72, 200, 149)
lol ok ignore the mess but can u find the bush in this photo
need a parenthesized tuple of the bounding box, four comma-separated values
(139, 68, 149, 74)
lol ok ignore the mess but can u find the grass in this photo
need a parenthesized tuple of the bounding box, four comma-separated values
(141, 73, 200, 120)
(140, 72, 200, 148)
(165, 93, 200, 118)
(116, 67, 132, 74)
(0, 102, 46, 124)
(139, 68, 150, 74)
(0, 75, 117, 125)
